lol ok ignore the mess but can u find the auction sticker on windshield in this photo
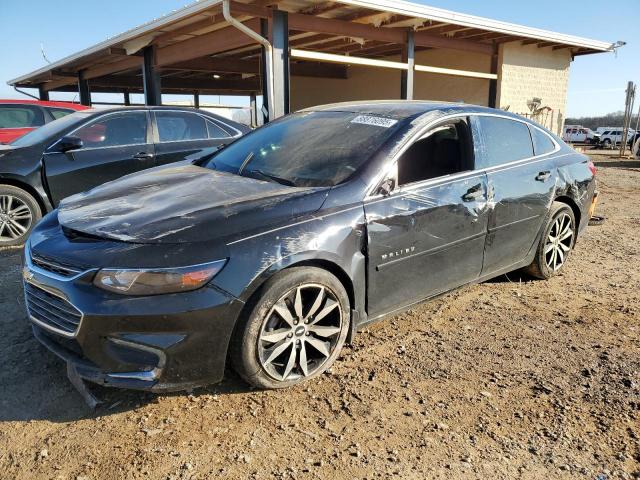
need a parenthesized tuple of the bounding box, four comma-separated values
(350, 115, 398, 128)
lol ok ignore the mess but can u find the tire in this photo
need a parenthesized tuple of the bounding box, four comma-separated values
(230, 266, 350, 389)
(602, 138, 611, 148)
(0, 185, 42, 247)
(524, 202, 576, 280)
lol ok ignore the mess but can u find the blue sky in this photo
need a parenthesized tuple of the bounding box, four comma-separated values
(0, 0, 636, 117)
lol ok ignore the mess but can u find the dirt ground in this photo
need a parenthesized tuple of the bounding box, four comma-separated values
(0, 156, 638, 480)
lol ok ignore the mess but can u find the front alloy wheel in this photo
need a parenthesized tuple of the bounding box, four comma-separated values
(0, 194, 33, 241)
(258, 284, 343, 381)
(231, 267, 350, 389)
(0, 186, 41, 247)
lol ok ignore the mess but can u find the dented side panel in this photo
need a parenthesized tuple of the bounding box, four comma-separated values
(212, 204, 368, 317)
(364, 172, 489, 317)
(482, 158, 558, 274)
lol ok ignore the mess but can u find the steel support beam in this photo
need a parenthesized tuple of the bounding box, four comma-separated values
(250, 93, 257, 127)
(488, 43, 499, 108)
(272, 9, 290, 117)
(78, 70, 91, 106)
(142, 45, 162, 106)
(194, 91, 200, 109)
(260, 18, 270, 123)
(88, 75, 259, 91)
(401, 30, 415, 100)
(38, 85, 49, 101)
(123, 90, 131, 106)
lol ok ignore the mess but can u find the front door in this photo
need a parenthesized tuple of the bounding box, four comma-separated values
(473, 115, 557, 275)
(364, 117, 489, 317)
(44, 111, 155, 204)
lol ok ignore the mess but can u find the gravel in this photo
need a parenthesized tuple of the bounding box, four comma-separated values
(0, 156, 638, 479)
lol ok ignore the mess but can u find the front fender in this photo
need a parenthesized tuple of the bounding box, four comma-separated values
(211, 205, 367, 314)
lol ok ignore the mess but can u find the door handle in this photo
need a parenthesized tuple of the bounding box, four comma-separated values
(462, 184, 484, 202)
(132, 152, 154, 160)
(535, 170, 551, 181)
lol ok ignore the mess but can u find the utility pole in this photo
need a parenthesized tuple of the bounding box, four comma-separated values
(619, 81, 636, 157)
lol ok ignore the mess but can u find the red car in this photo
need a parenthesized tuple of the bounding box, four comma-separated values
(0, 99, 89, 144)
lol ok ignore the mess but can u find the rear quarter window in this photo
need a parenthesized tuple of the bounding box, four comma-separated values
(47, 107, 75, 120)
(529, 126, 557, 156)
(476, 116, 534, 168)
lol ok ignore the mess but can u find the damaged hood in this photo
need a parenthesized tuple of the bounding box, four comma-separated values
(57, 164, 325, 244)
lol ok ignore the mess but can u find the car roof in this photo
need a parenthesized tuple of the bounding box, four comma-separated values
(0, 99, 88, 110)
(301, 100, 520, 121)
(75, 105, 250, 132)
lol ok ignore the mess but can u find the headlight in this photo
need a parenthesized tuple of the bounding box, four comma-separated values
(93, 260, 227, 296)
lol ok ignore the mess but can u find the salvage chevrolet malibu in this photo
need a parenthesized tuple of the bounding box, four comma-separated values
(23, 101, 598, 391)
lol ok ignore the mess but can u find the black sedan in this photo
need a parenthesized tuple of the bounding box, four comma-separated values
(0, 106, 249, 246)
(23, 101, 598, 391)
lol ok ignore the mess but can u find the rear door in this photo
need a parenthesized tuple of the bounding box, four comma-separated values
(152, 110, 235, 167)
(43, 111, 155, 204)
(474, 115, 558, 275)
(364, 117, 489, 316)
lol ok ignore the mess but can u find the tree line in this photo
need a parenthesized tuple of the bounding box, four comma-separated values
(564, 111, 637, 130)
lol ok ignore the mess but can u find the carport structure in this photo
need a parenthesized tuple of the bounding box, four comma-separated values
(8, 0, 616, 133)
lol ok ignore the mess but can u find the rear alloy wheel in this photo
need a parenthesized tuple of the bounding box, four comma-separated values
(525, 202, 575, 279)
(544, 212, 574, 272)
(0, 186, 41, 247)
(231, 267, 350, 389)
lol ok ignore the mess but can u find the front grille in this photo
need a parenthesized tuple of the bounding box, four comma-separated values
(25, 282, 82, 335)
(31, 252, 83, 278)
(39, 327, 84, 357)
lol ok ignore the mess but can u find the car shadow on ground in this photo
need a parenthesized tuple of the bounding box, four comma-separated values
(0, 337, 257, 423)
(485, 271, 533, 284)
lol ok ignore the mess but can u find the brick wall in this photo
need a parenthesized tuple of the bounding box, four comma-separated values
(497, 42, 572, 135)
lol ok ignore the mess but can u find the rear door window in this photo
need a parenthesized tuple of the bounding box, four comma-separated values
(155, 111, 208, 142)
(476, 116, 534, 168)
(0, 105, 45, 128)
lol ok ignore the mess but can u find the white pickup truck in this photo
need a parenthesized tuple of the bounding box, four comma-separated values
(562, 125, 599, 143)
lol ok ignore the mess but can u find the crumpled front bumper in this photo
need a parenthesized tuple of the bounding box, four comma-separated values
(24, 247, 245, 391)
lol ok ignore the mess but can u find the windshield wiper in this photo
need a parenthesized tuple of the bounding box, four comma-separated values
(237, 151, 254, 174)
(246, 168, 296, 187)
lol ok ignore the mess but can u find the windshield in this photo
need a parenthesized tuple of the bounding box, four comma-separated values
(10, 111, 91, 147)
(202, 111, 403, 187)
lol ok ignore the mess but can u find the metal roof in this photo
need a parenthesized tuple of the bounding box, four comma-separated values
(8, 0, 616, 92)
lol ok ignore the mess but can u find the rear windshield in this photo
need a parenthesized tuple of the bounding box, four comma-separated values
(10, 111, 91, 147)
(203, 111, 403, 187)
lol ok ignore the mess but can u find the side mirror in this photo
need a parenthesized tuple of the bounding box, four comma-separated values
(56, 136, 83, 153)
(378, 178, 396, 197)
